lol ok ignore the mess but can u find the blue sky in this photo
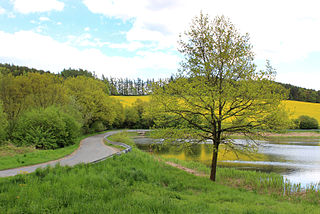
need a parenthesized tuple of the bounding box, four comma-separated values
(0, 0, 319, 90)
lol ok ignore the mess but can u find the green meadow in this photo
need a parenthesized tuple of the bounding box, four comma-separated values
(1, 133, 319, 213)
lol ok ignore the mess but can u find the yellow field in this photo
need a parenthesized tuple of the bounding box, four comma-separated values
(113, 96, 320, 121)
(111, 96, 150, 106)
(283, 100, 320, 122)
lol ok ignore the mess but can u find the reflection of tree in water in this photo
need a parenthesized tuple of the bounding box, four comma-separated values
(183, 143, 201, 158)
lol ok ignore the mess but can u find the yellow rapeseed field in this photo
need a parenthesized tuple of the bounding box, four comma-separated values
(113, 96, 320, 122)
(283, 100, 320, 122)
(111, 96, 150, 106)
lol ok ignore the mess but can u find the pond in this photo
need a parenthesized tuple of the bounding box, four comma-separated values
(133, 137, 320, 187)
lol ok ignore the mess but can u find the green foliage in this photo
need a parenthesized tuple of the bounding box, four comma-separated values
(111, 99, 125, 128)
(123, 99, 154, 129)
(12, 106, 80, 149)
(0, 73, 68, 128)
(64, 76, 116, 133)
(60, 68, 95, 79)
(297, 115, 319, 129)
(280, 82, 320, 103)
(0, 63, 49, 76)
(0, 102, 8, 143)
(151, 13, 290, 181)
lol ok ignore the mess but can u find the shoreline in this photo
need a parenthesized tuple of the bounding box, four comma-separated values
(230, 131, 320, 139)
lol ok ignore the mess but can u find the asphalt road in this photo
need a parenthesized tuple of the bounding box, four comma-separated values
(0, 132, 119, 177)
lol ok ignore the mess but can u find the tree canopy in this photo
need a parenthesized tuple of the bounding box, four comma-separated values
(151, 13, 290, 181)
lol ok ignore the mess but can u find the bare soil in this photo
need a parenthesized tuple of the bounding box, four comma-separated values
(165, 161, 207, 177)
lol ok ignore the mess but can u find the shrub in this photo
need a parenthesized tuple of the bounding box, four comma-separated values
(297, 115, 319, 129)
(12, 106, 80, 149)
(89, 121, 106, 132)
(0, 102, 8, 144)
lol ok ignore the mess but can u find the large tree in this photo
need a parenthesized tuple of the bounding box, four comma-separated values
(64, 76, 116, 133)
(151, 13, 290, 181)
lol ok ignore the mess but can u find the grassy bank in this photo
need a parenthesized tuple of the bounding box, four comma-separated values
(0, 131, 108, 171)
(1, 146, 320, 213)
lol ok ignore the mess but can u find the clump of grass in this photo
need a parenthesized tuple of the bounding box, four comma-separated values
(107, 131, 136, 147)
(0, 143, 35, 157)
(104, 142, 124, 151)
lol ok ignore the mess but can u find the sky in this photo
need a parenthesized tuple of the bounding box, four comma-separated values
(0, 0, 319, 90)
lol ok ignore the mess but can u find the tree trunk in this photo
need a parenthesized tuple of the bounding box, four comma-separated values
(210, 142, 219, 181)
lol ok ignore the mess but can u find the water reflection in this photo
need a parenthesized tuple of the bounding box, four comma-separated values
(134, 137, 320, 186)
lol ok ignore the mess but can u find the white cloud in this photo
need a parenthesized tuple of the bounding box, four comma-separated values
(39, 16, 50, 22)
(84, 27, 90, 32)
(0, 30, 179, 79)
(12, 0, 64, 14)
(83, 0, 320, 64)
(82, 0, 320, 89)
(108, 41, 145, 52)
(0, 6, 5, 14)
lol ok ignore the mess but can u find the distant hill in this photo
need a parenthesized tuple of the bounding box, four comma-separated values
(0, 63, 50, 76)
(279, 83, 320, 103)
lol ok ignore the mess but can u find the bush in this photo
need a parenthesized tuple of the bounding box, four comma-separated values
(297, 115, 319, 129)
(12, 106, 80, 149)
(0, 102, 8, 144)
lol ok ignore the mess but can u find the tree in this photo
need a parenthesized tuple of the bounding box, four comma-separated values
(0, 101, 8, 144)
(64, 76, 116, 133)
(12, 106, 80, 149)
(297, 115, 318, 129)
(0, 73, 68, 133)
(151, 13, 290, 181)
(60, 68, 94, 79)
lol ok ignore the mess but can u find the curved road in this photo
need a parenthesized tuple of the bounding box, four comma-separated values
(0, 131, 124, 177)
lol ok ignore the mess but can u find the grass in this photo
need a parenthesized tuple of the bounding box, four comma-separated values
(106, 131, 138, 146)
(161, 157, 320, 201)
(0, 131, 109, 171)
(1, 144, 320, 213)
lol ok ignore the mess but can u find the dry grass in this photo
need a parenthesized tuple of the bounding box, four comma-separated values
(0, 144, 35, 157)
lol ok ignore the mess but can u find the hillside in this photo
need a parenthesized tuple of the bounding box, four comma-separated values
(112, 96, 320, 121)
(283, 100, 320, 122)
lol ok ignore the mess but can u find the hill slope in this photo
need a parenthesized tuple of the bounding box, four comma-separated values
(112, 96, 320, 121)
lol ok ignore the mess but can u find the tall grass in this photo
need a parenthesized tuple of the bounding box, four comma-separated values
(1, 148, 319, 213)
(162, 157, 320, 204)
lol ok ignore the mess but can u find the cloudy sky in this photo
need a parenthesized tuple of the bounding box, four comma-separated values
(0, 0, 319, 90)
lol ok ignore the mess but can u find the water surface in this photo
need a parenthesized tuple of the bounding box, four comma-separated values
(134, 137, 320, 186)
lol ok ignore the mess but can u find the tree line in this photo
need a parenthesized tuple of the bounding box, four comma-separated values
(279, 83, 320, 103)
(1, 63, 319, 103)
